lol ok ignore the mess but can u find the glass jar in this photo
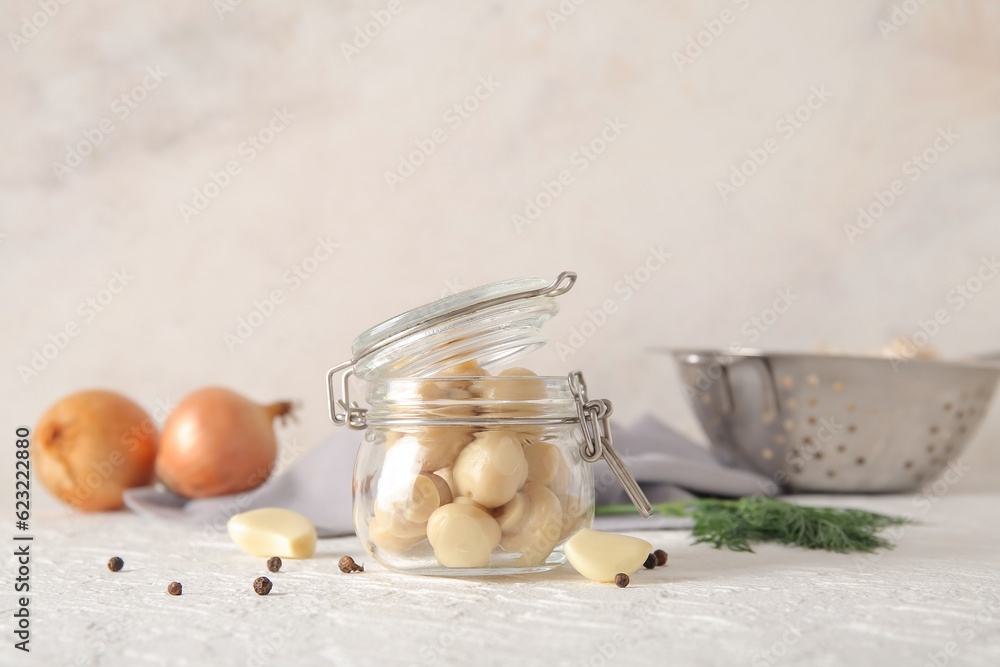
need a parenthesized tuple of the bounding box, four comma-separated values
(326, 272, 650, 575)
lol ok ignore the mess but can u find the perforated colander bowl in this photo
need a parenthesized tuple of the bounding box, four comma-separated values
(669, 349, 1000, 493)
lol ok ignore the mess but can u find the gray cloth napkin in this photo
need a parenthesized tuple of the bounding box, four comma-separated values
(123, 416, 775, 536)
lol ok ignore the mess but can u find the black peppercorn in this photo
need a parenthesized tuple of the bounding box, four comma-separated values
(614, 573, 629, 588)
(267, 557, 282, 573)
(253, 577, 272, 596)
(107, 557, 124, 572)
(654, 549, 668, 567)
(643, 553, 656, 570)
(339, 556, 363, 573)
(167, 582, 182, 596)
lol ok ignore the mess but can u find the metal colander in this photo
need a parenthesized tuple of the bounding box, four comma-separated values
(669, 349, 1000, 493)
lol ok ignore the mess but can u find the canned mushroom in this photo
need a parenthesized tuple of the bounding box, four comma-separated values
(328, 273, 650, 575)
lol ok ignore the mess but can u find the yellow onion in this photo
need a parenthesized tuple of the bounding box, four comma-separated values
(34, 390, 158, 511)
(156, 387, 293, 498)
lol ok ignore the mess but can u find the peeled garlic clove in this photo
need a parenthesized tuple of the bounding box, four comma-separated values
(453, 431, 529, 508)
(564, 528, 652, 583)
(498, 481, 563, 556)
(426, 502, 501, 568)
(228, 508, 317, 559)
(523, 440, 562, 486)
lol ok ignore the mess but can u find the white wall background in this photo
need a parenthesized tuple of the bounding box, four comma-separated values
(3, 0, 1000, 511)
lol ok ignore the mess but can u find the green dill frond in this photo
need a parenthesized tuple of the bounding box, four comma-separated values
(595, 497, 910, 554)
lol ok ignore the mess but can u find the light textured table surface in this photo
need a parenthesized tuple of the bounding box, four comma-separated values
(4, 494, 1000, 667)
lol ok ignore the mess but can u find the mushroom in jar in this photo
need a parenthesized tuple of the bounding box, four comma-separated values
(426, 502, 502, 568)
(377, 472, 453, 525)
(494, 481, 563, 566)
(523, 440, 563, 486)
(368, 512, 427, 553)
(387, 428, 475, 473)
(452, 430, 529, 509)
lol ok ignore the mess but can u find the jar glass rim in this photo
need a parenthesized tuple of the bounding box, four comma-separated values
(363, 375, 579, 424)
(351, 276, 548, 360)
(350, 275, 567, 379)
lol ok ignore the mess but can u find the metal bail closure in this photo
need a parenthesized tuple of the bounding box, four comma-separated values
(326, 361, 368, 430)
(568, 371, 653, 518)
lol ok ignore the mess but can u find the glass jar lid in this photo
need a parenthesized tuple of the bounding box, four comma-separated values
(349, 272, 577, 379)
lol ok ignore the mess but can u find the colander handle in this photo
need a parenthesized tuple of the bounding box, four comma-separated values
(734, 356, 780, 421)
(711, 354, 779, 420)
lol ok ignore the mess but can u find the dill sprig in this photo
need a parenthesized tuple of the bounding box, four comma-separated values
(595, 497, 910, 553)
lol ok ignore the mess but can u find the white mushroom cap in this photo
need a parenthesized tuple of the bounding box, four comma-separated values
(453, 495, 490, 513)
(452, 431, 529, 508)
(475, 367, 546, 401)
(378, 472, 452, 524)
(435, 360, 487, 377)
(373, 504, 427, 539)
(368, 511, 427, 553)
(426, 502, 502, 568)
(388, 427, 475, 472)
(523, 440, 562, 486)
(496, 481, 563, 557)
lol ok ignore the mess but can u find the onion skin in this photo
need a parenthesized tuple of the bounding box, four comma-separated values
(33, 390, 158, 512)
(156, 388, 292, 499)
